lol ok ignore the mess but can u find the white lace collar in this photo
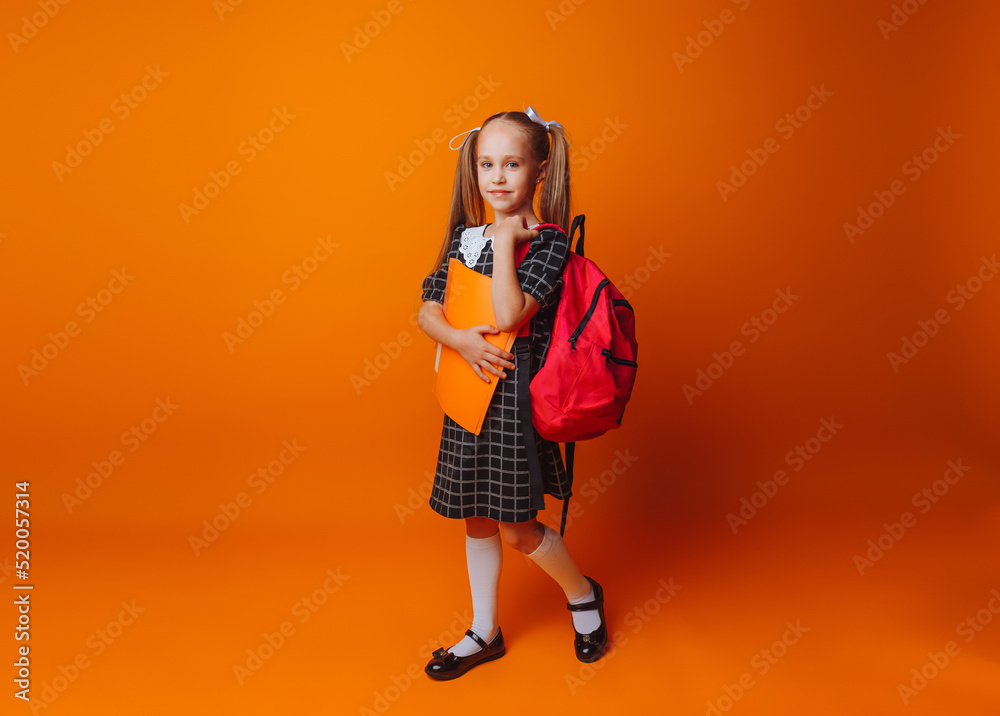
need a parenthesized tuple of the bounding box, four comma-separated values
(459, 225, 490, 268)
(458, 223, 541, 268)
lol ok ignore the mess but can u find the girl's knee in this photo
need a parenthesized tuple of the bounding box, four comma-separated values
(499, 520, 544, 554)
(465, 516, 499, 538)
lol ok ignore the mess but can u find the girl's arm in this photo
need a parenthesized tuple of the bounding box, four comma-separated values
(418, 301, 516, 383)
(417, 301, 461, 348)
(491, 219, 541, 332)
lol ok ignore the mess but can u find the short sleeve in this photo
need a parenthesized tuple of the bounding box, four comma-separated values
(518, 227, 571, 312)
(421, 226, 464, 304)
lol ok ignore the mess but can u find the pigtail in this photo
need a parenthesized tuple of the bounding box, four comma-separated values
(426, 130, 486, 279)
(536, 122, 571, 237)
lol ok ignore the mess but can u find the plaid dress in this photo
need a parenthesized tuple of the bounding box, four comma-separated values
(421, 222, 572, 523)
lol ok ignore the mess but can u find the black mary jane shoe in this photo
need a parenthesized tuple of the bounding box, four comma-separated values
(567, 576, 608, 663)
(424, 627, 505, 681)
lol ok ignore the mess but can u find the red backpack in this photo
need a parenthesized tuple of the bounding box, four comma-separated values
(517, 215, 639, 534)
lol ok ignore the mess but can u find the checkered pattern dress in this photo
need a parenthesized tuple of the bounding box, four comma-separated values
(421, 222, 572, 523)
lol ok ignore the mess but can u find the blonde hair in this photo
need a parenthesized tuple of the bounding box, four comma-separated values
(425, 110, 572, 279)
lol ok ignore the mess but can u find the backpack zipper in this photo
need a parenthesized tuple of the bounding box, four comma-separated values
(568, 283, 636, 349)
(601, 348, 638, 367)
(569, 279, 610, 351)
(568, 281, 637, 367)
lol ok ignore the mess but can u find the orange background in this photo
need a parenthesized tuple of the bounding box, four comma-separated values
(3, 0, 999, 713)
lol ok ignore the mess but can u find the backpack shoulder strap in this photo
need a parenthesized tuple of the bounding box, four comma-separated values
(560, 442, 575, 537)
(569, 215, 586, 257)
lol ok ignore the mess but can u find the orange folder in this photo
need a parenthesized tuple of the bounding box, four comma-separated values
(433, 258, 518, 435)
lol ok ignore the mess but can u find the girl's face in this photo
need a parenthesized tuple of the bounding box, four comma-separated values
(476, 122, 546, 220)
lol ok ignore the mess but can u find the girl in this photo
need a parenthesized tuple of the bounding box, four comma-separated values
(416, 106, 608, 680)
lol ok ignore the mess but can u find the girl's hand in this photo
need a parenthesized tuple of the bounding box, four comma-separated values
(453, 324, 516, 383)
(493, 215, 539, 249)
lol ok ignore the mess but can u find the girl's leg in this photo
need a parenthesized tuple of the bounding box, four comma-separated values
(500, 519, 602, 634)
(446, 516, 502, 657)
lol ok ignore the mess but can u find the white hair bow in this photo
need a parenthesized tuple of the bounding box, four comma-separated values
(523, 104, 563, 131)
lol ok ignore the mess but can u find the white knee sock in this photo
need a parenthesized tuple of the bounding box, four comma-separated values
(449, 532, 502, 657)
(526, 524, 601, 634)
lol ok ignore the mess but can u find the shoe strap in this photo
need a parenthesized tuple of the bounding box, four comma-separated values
(567, 596, 603, 611)
(464, 628, 489, 650)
